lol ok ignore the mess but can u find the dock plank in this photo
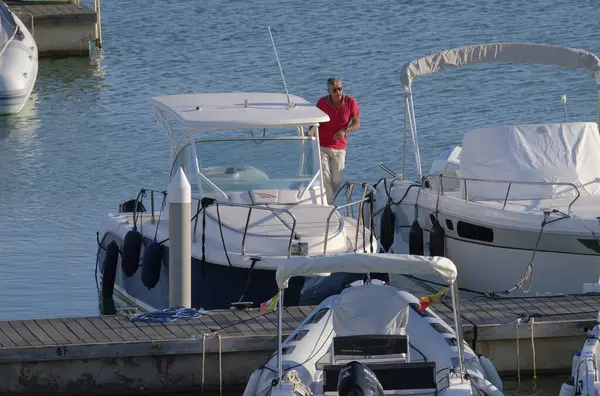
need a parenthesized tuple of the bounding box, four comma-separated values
(48, 319, 82, 344)
(129, 321, 164, 340)
(0, 327, 16, 347)
(76, 317, 110, 343)
(9, 321, 43, 346)
(100, 316, 138, 342)
(35, 319, 69, 344)
(61, 318, 97, 344)
(0, 322, 29, 347)
(19, 320, 55, 345)
(230, 310, 265, 335)
(115, 317, 152, 342)
(87, 317, 125, 343)
(228, 310, 256, 335)
(161, 321, 193, 339)
(196, 313, 224, 334)
(147, 322, 178, 340)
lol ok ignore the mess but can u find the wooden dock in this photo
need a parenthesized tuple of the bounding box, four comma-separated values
(0, 294, 598, 395)
(6, 0, 99, 57)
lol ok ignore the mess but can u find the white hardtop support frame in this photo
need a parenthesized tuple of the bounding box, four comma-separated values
(399, 42, 600, 179)
(149, 91, 329, 200)
(271, 253, 466, 390)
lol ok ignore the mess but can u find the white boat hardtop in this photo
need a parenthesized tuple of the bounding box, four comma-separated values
(149, 92, 330, 129)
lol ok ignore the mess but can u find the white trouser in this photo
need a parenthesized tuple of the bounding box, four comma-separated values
(320, 147, 346, 205)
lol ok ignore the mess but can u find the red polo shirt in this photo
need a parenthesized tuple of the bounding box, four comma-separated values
(316, 95, 360, 150)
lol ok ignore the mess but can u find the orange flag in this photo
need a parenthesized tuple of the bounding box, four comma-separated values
(418, 288, 447, 311)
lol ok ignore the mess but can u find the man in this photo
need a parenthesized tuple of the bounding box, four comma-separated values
(315, 77, 360, 205)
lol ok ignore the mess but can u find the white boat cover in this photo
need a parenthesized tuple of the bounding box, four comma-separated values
(400, 43, 600, 87)
(333, 284, 410, 336)
(274, 253, 457, 289)
(459, 122, 600, 200)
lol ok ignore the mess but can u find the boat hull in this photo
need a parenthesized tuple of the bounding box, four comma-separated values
(97, 232, 305, 311)
(0, 6, 38, 115)
(373, 179, 600, 296)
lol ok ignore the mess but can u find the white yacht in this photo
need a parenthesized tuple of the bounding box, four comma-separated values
(243, 253, 503, 396)
(96, 92, 380, 311)
(0, 1, 37, 115)
(370, 42, 600, 296)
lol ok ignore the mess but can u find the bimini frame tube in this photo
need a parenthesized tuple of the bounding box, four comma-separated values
(450, 281, 465, 380)
(277, 288, 284, 387)
(405, 84, 423, 178)
(595, 72, 600, 127)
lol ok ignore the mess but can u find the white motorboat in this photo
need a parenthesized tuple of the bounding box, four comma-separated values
(370, 43, 600, 296)
(0, 2, 37, 115)
(558, 312, 600, 396)
(243, 253, 504, 396)
(96, 92, 381, 311)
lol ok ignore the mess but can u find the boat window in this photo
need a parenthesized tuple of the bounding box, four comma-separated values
(192, 128, 321, 194)
(456, 221, 494, 242)
(292, 330, 309, 341)
(170, 144, 200, 191)
(306, 308, 330, 324)
(429, 322, 453, 334)
(282, 346, 296, 355)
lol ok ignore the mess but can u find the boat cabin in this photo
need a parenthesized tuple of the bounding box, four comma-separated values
(150, 92, 330, 205)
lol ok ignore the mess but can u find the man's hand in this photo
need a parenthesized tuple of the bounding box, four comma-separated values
(334, 129, 346, 140)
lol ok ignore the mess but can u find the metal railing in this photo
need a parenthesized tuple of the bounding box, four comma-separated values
(130, 185, 393, 259)
(191, 199, 297, 258)
(425, 173, 581, 214)
(324, 182, 375, 254)
(124, 188, 298, 258)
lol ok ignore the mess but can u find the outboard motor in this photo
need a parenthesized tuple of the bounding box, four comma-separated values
(337, 361, 384, 396)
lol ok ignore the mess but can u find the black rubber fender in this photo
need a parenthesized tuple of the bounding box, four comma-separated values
(409, 219, 424, 255)
(102, 241, 119, 299)
(429, 218, 446, 257)
(119, 199, 146, 213)
(379, 203, 396, 252)
(121, 230, 143, 277)
(142, 241, 164, 290)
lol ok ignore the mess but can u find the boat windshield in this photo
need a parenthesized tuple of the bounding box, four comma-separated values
(171, 131, 321, 195)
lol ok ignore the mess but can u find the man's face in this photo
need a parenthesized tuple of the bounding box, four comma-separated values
(328, 83, 343, 100)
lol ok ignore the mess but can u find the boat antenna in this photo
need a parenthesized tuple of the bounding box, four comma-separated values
(268, 26, 295, 108)
(562, 94, 568, 121)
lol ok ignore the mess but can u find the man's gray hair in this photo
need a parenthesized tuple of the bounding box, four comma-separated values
(327, 76, 342, 86)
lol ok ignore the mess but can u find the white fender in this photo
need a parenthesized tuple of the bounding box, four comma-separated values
(558, 377, 576, 396)
(479, 356, 503, 391)
(242, 368, 262, 396)
(471, 376, 504, 396)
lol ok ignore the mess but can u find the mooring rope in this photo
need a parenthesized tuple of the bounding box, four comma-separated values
(202, 332, 223, 396)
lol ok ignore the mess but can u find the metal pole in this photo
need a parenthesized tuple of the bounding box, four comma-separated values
(450, 281, 465, 380)
(94, 0, 103, 50)
(277, 288, 284, 387)
(168, 168, 192, 308)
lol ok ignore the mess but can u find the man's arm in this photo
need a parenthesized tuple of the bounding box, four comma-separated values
(345, 115, 360, 134)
